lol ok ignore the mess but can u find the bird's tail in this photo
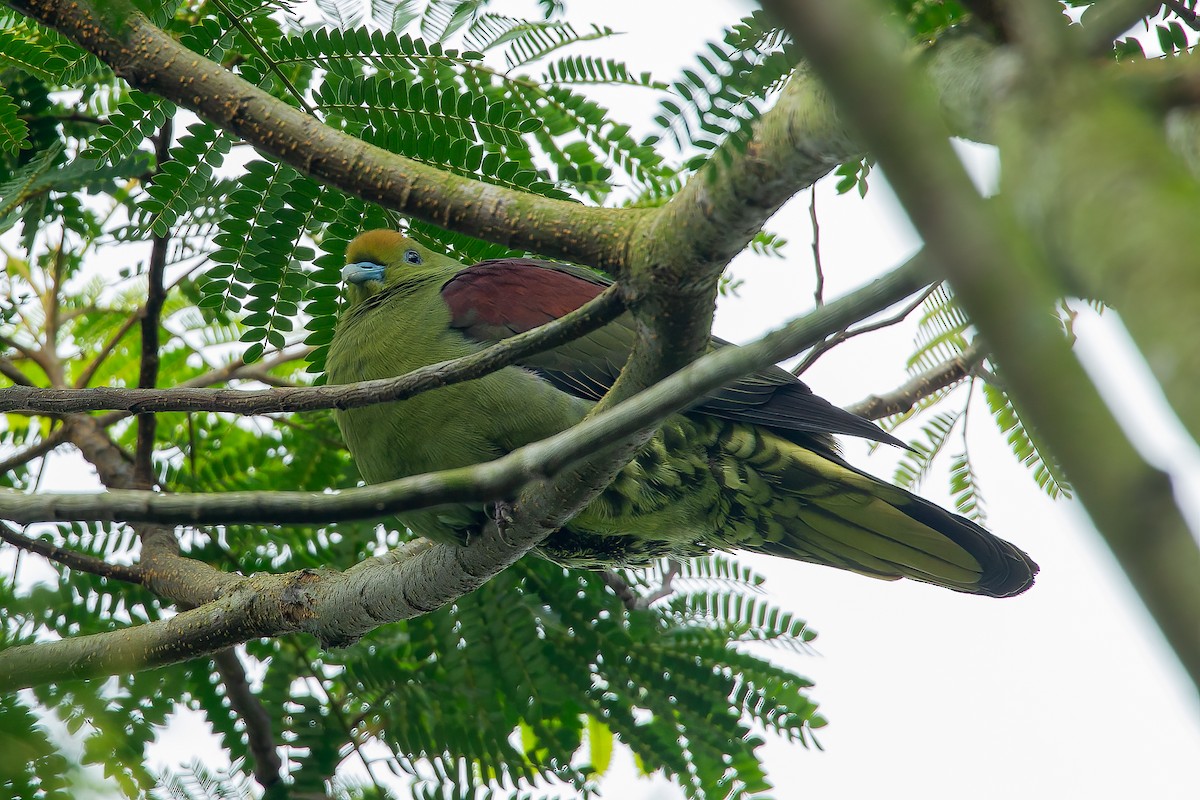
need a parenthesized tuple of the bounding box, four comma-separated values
(740, 434, 1038, 597)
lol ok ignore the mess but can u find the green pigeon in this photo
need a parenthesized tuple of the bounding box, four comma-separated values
(327, 230, 1038, 597)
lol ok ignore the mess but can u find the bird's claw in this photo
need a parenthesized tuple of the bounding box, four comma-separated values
(489, 501, 516, 545)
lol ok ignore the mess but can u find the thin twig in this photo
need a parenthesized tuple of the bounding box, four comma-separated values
(74, 309, 143, 388)
(42, 236, 65, 383)
(641, 558, 681, 607)
(0, 521, 144, 583)
(810, 186, 824, 306)
(599, 571, 640, 611)
(209, 0, 317, 115)
(0, 353, 310, 476)
(845, 341, 985, 420)
(791, 280, 940, 375)
(0, 332, 52, 375)
(0, 355, 33, 386)
(1165, 0, 1200, 31)
(0, 420, 71, 475)
(0, 286, 627, 416)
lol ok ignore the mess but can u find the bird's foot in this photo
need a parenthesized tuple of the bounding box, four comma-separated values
(488, 500, 516, 545)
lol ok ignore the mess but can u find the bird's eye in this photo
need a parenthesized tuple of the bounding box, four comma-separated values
(404, 248, 422, 265)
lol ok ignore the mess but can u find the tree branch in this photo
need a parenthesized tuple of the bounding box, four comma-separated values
(0, 354, 33, 386)
(1079, 0, 1165, 54)
(136, 524, 241, 607)
(134, 173, 171, 488)
(0, 521, 143, 583)
(598, 571, 641, 611)
(846, 341, 985, 420)
(791, 277, 939, 375)
(0, 350, 308, 476)
(1165, 0, 1200, 31)
(6, 0, 1005, 285)
(0, 285, 625, 415)
(0, 419, 74, 475)
(62, 414, 139, 488)
(212, 648, 283, 789)
(73, 308, 142, 388)
(0, 262, 926, 528)
(0, 332, 52, 376)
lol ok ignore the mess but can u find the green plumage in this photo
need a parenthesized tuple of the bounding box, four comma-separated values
(327, 230, 1038, 597)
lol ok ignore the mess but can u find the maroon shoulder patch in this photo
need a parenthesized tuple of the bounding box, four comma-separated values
(442, 259, 607, 340)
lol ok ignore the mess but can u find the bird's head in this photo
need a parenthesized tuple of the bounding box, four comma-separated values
(341, 230, 458, 305)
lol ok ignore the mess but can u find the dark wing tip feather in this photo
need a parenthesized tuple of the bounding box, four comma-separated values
(702, 376, 910, 450)
(899, 495, 1039, 597)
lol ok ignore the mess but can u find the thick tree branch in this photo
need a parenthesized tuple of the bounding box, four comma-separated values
(136, 524, 241, 607)
(62, 414, 138, 487)
(765, 0, 1200, 693)
(997, 7, 1200, 451)
(0, 263, 926, 528)
(0, 499, 547, 689)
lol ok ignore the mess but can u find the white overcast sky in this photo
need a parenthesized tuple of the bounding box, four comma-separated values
(12, 1, 1200, 798)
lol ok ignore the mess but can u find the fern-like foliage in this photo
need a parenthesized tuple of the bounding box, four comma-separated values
(892, 410, 961, 491)
(0, 24, 69, 81)
(0, 692, 71, 800)
(654, 11, 799, 172)
(0, 0, 1116, 795)
(984, 383, 1073, 499)
(887, 281, 1076, 508)
(949, 450, 986, 522)
(0, 88, 29, 155)
(135, 122, 233, 237)
(908, 283, 970, 375)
